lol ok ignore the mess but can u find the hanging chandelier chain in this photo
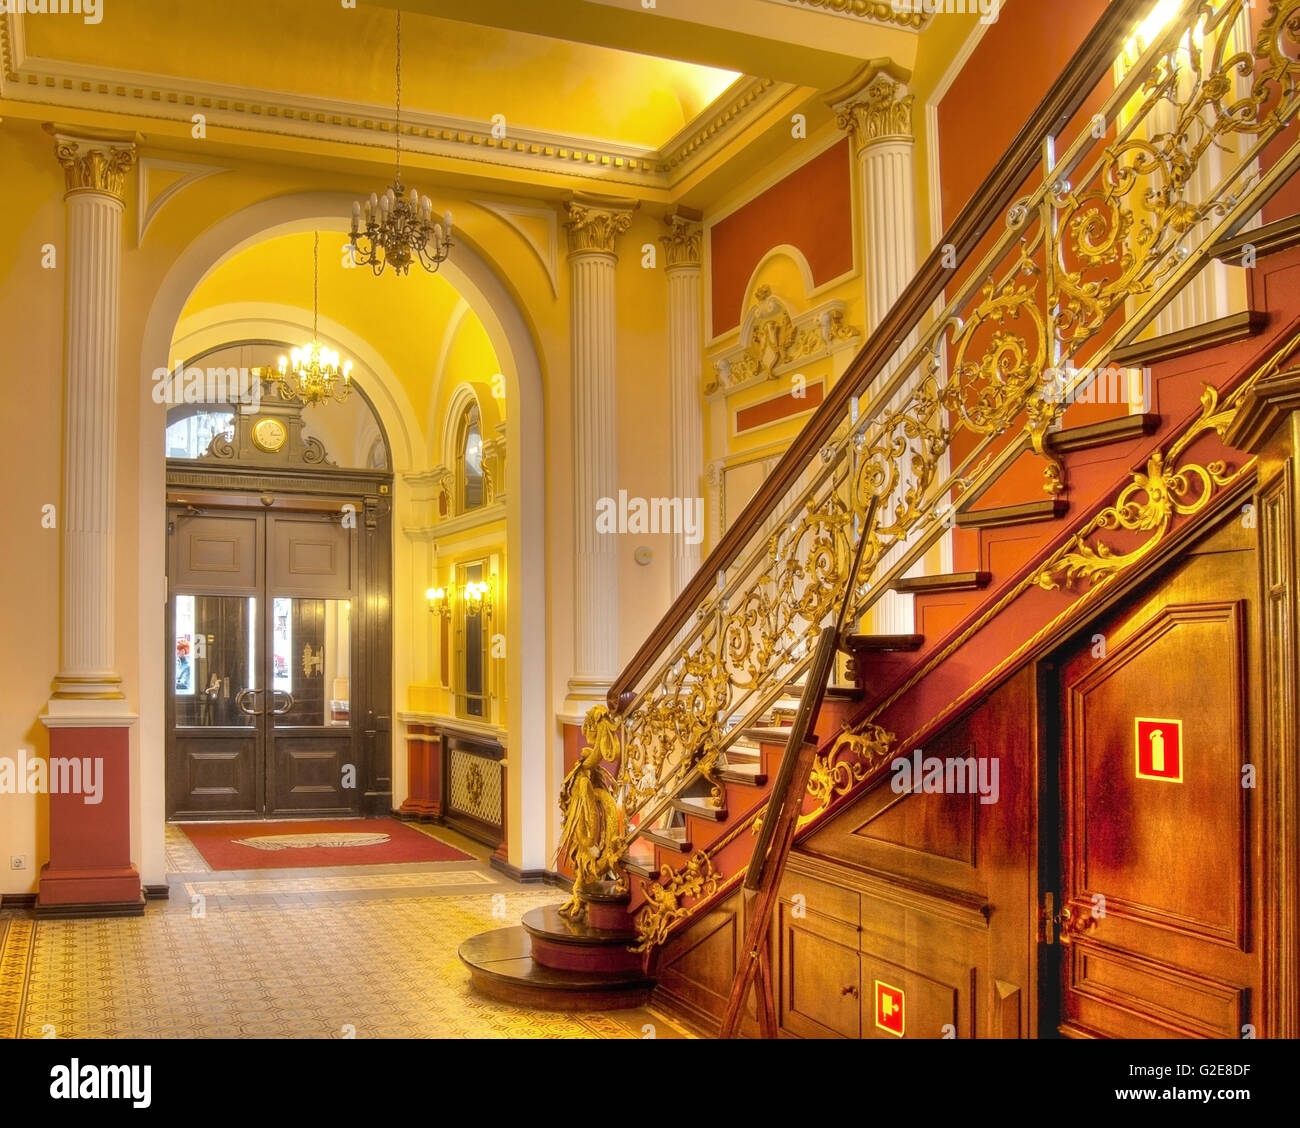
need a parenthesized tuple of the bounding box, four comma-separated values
(312, 230, 320, 340)
(394, 10, 402, 182)
(347, 6, 451, 279)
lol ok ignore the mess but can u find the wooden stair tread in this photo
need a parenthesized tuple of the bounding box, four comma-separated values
(623, 856, 657, 879)
(521, 905, 637, 946)
(1046, 413, 1159, 454)
(460, 927, 655, 1011)
(718, 765, 768, 786)
(840, 633, 925, 652)
(673, 796, 727, 821)
(955, 498, 1068, 530)
(723, 739, 761, 758)
(891, 570, 992, 595)
(743, 725, 795, 743)
(643, 829, 692, 852)
(1108, 310, 1266, 366)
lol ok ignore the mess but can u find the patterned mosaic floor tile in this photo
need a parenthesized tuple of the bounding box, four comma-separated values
(0, 888, 697, 1040)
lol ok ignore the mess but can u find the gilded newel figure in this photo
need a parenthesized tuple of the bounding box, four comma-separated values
(556, 706, 628, 916)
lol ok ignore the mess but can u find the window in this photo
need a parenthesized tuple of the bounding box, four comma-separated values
(458, 401, 484, 512)
(455, 560, 488, 720)
(165, 409, 234, 459)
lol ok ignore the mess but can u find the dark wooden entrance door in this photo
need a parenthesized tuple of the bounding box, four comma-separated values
(1046, 511, 1263, 1038)
(167, 506, 358, 818)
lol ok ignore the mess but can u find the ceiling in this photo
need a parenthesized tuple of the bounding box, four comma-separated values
(1, 0, 982, 201)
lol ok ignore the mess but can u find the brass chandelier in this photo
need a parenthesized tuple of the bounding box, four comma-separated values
(349, 11, 453, 277)
(270, 231, 352, 406)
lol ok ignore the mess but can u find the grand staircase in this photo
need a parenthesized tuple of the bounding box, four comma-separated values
(461, 0, 1300, 1016)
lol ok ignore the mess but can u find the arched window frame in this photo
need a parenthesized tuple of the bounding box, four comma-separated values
(443, 386, 487, 516)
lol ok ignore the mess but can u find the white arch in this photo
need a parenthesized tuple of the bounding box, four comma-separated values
(169, 303, 426, 471)
(429, 297, 472, 445)
(136, 191, 549, 881)
(440, 382, 482, 478)
(739, 243, 817, 308)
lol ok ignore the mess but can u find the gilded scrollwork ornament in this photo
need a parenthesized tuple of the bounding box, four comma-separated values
(803, 724, 895, 820)
(631, 850, 720, 953)
(1033, 382, 1244, 591)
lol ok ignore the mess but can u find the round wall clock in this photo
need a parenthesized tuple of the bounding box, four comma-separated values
(251, 416, 288, 453)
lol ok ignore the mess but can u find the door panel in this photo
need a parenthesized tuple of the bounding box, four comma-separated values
(170, 513, 261, 593)
(1054, 514, 1261, 1038)
(268, 513, 354, 596)
(167, 505, 363, 819)
(266, 588, 355, 816)
(267, 735, 354, 814)
(167, 513, 264, 818)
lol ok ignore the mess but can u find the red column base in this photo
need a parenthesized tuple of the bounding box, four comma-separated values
(398, 798, 442, 819)
(37, 863, 143, 917)
(37, 719, 142, 918)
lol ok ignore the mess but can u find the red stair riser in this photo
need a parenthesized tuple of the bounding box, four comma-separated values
(587, 901, 636, 931)
(528, 936, 643, 974)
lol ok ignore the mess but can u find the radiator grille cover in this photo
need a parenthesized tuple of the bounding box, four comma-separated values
(447, 746, 503, 828)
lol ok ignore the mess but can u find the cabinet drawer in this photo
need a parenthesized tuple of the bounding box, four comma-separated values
(779, 869, 859, 927)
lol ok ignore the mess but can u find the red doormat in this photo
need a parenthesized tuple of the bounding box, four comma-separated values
(179, 818, 472, 870)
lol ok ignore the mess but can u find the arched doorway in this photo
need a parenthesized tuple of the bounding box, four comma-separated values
(136, 194, 549, 879)
(161, 341, 395, 819)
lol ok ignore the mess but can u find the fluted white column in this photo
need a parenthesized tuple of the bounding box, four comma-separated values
(832, 63, 920, 635)
(565, 194, 635, 702)
(662, 213, 704, 600)
(51, 135, 136, 704)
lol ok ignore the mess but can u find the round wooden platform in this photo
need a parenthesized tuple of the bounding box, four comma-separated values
(458, 926, 655, 1012)
(521, 905, 642, 973)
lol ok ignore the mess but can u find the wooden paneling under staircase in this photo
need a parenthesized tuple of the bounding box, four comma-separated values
(460, 0, 1300, 1018)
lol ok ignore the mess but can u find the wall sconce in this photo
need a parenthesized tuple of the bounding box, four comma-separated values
(463, 578, 493, 619)
(426, 586, 450, 618)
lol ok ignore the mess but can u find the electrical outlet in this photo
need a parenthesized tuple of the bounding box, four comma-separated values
(10, 856, 27, 871)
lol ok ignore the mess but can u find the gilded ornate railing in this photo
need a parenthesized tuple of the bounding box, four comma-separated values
(556, 0, 1300, 926)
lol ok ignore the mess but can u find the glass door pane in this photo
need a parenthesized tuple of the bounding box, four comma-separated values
(173, 594, 258, 728)
(270, 597, 351, 727)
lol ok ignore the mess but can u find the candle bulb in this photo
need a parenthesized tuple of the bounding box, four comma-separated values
(369, 192, 379, 210)
(409, 187, 419, 208)
(443, 210, 453, 234)
(352, 201, 360, 221)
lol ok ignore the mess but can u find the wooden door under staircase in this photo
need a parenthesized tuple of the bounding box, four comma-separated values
(1042, 508, 1264, 1038)
(166, 495, 389, 819)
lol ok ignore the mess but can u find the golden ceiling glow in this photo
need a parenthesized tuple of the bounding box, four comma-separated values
(179, 228, 501, 433)
(22, 0, 741, 150)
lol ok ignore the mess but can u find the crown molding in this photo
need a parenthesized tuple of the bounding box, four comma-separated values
(761, 0, 929, 29)
(0, 15, 796, 193)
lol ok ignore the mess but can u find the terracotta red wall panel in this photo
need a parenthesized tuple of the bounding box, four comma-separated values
(735, 380, 825, 433)
(710, 140, 854, 337)
(937, 0, 1108, 231)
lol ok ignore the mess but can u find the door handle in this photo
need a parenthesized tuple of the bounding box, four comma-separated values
(235, 688, 264, 716)
(1058, 900, 1100, 945)
(271, 690, 296, 716)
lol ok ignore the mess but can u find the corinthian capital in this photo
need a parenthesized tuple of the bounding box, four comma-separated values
(52, 133, 137, 201)
(661, 208, 703, 270)
(564, 192, 637, 256)
(826, 59, 914, 152)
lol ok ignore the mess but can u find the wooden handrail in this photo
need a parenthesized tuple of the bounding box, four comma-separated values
(607, 0, 1153, 713)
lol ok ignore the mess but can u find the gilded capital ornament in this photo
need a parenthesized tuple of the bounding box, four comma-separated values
(54, 136, 137, 201)
(826, 61, 914, 152)
(661, 213, 703, 270)
(564, 193, 637, 256)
